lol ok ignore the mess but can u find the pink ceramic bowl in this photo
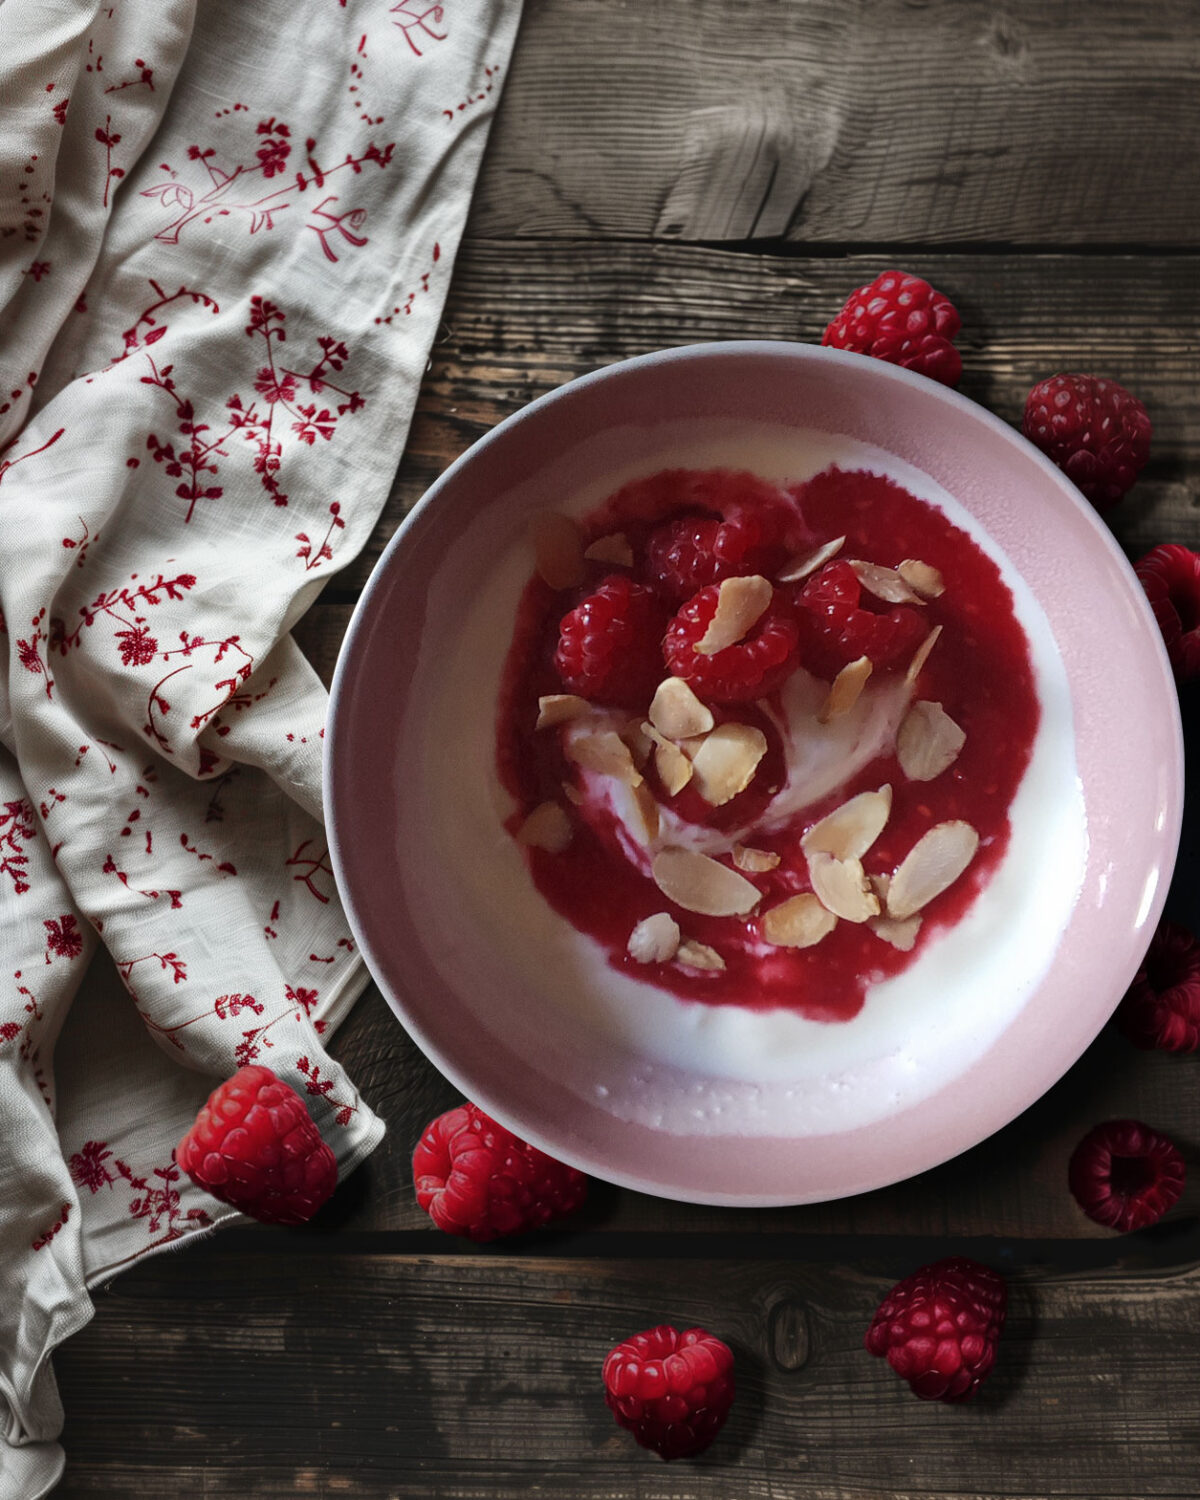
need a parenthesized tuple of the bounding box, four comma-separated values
(326, 343, 1182, 1206)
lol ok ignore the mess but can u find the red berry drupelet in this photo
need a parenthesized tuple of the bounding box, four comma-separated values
(554, 574, 667, 709)
(1135, 544, 1200, 684)
(603, 1324, 735, 1460)
(1068, 1119, 1186, 1233)
(645, 510, 786, 604)
(413, 1102, 588, 1243)
(822, 270, 963, 387)
(864, 1257, 1008, 1403)
(663, 582, 801, 702)
(176, 1065, 338, 1226)
(1118, 920, 1200, 1053)
(1022, 373, 1152, 511)
(798, 558, 927, 679)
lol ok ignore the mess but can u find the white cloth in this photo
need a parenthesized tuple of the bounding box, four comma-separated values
(0, 0, 522, 1492)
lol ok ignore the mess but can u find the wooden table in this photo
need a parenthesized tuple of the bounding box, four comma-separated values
(55, 3, 1200, 1495)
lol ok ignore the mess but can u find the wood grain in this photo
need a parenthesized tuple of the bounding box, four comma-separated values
(327, 243, 1200, 596)
(478, 0, 1200, 245)
(54, 1251, 1200, 1497)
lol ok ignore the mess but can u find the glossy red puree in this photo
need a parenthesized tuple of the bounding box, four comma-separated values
(496, 467, 1040, 1023)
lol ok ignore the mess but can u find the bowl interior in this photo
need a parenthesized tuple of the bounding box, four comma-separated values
(327, 343, 1182, 1205)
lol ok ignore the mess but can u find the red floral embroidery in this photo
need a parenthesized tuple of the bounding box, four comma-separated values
(104, 58, 155, 95)
(0, 800, 36, 894)
(104, 853, 184, 908)
(117, 950, 188, 988)
(296, 1055, 359, 1127)
(52, 97, 70, 126)
(69, 1140, 116, 1193)
(442, 61, 502, 121)
(44, 914, 84, 963)
(296, 501, 345, 571)
(32, 1203, 70, 1252)
(25, 261, 50, 282)
(391, 2, 446, 55)
(95, 115, 124, 207)
(306, 196, 370, 262)
(116, 1158, 213, 1246)
(285, 839, 334, 903)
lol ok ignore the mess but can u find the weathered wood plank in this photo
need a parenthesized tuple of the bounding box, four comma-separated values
(329, 243, 1200, 596)
(480, 0, 1200, 244)
(55, 1252, 1200, 1497)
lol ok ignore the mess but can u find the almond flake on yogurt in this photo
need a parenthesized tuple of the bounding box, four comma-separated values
(584, 532, 634, 567)
(776, 535, 845, 583)
(898, 558, 945, 599)
(807, 851, 881, 923)
(651, 848, 761, 916)
(516, 801, 573, 853)
(627, 912, 681, 964)
(732, 844, 781, 873)
(690, 722, 768, 807)
(818, 654, 873, 723)
(648, 677, 714, 739)
(762, 893, 838, 949)
(802, 785, 893, 863)
(563, 727, 643, 786)
(676, 938, 727, 972)
(897, 700, 966, 782)
(886, 820, 980, 920)
(695, 575, 773, 655)
(905, 624, 943, 684)
(536, 694, 592, 730)
(848, 559, 925, 606)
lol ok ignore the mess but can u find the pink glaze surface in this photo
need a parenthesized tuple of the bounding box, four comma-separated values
(326, 343, 1183, 1206)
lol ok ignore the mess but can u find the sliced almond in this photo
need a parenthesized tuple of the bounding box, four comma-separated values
(807, 851, 880, 923)
(677, 732, 711, 761)
(848, 559, 925, 606)
(690, 722, 768, 807)
(584, 532, 633, 567)
(776, 535, 846, 583)
(676, 938, 727, 972)
(648, 677, 714, 739)
(561, 780, 584, 807)
(762, 893, 838, 949)
(897, 558, 945, 599)
(818, 655, 872, 724)
(536, 694, 592, 730)
(644, 724, 694, 796)
(802, 785, 893, 862)
(887, 821, 979, 920)
(651, 848, 761, 917)
(627, 912, 680, 964)
(905, 625, 942, 685)
(516, 802, 573, 853)
(732, 844, 781, 873)
(695, 575, 772, 655)
(563, 728, 643, 786)
(897, 701, 965, 782)
(530, 511, 585, 590)
(618, 718, 653, 769)
(625, 781, 661, 845)
(870, 912, 923, 951)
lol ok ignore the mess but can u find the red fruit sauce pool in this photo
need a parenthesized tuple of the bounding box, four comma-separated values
(496, 466, 1040, 1023)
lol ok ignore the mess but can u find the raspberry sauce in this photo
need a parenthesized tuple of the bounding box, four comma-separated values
(496, 466, 1040, 1024)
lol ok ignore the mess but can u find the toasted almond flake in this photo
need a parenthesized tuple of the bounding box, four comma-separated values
(619, 718, 653, 769)
(870, 912, 923, 951)
(905, 624, 942, 684)
(762, 893, 838, 949)
(563, 728, 643, 786)
(530, 511, 585, 590)
(651, 848, 761, 917)
(690, 722, 768, 807)
(802, 785, 893, 862)
(676, 938, 726, 972)
(583, 532, 634, 567)
(536, 693, 592, 730)
(627, 912, 681, 964)
(887, 821, 980, 920)
(626, 780, 661, 845)
(677, 732, 711, 761)
(870, 871, 891, 901)
(732, 844, 781, 873)
(516, 801, 573, 853)
(897, 700, 966, 782)
(776, 535, 846, 584)
(561, 780, 584, 807)
(807, 851, 880, 923)
(643, 724, 694, 796)
(848, 559, 925, 605)
(898, 558, 945, 599)
(818, 654, 873, 724)
(648, 677, 714, 739)
(695, 575, 773, 655)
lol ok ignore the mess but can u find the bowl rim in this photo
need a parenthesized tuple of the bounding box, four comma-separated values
(325, 339, 1184, 1205)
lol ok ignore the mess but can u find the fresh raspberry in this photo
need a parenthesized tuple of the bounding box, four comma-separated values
(822, 270, 963, 387)
(1022, 373, 1151, 510)
(176, 1064, 338, 1226)
(1118, 920, 1200, 1053)
(662, 582, 800, 702)
(554, 574, 667, 709)
(798, 559, 927, 678)
(1068, 1119, 1186, 1233)
(646, 510, 785, 604)
(603, 1324, 735, 1461)
(1135, 544, 1200, 683)
(412, 1102, 587, 1243)
(864, 1257, 1007, 1404)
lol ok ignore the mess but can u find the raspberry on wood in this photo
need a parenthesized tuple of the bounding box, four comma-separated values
(864, 1256, 1008, 1403)
(1068, 1119, 1186, 1233)
(822, 270, 963, 387)
(603, 1324, 735, 1460)
(1135, 544, 1200, 684)
(1022, 373, 1151, 511)
(412, 1102, 588, 1242)
(176, 1064, 338, 1226)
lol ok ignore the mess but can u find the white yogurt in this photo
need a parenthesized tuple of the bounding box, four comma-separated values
(399, 421, 1087, 1138)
